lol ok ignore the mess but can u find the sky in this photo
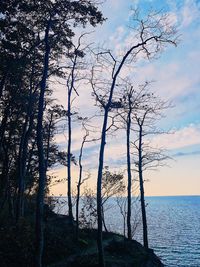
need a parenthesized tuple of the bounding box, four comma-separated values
(50, 0, 200, 197)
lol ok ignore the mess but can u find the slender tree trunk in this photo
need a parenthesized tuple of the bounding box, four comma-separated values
(16, 112, 34, 221)
(102, 206, 108, 233)
(45, 112, 53, 171)
(126, 110, 132, 240)
(16, 115, 29, 222)
(26, 140, 36, 176)
(138, 125, 148, 249)
(75, 182, 81, 239)
(96, 73, 120, 267)
(35, 19, 51, 267)
(76, 132, 88, 239)
(76, 139, 83, 239)
(97, 108, 109, 267)
(95, 42, 138, 267)
(67, 89, 73, 225)
(16, 57, 36, 221)
(0, 130, 15, 219)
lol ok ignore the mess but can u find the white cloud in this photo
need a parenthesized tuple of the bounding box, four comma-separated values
(151, 124, 200, 150)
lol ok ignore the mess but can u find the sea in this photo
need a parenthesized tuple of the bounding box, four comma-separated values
(54, 195, 200, 267)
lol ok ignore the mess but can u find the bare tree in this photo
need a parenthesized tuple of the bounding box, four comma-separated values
(116, 193, 141, 240)
(65, 33, 93, 225)
(75, 127, 89, 240)
(132, 92, 170, 249)
(117, 82, 152, 240)
(91, 10, 177, 265)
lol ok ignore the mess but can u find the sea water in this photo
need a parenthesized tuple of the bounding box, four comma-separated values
(104, 196, 200, 267)
(54, 195, 200, 267)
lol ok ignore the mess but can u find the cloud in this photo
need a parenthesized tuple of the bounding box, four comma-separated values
(52, 1, 200, 166)
(181, 0, 200, 28)
(151, 124, 200, 150)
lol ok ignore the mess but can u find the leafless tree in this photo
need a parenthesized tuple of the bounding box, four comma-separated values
(65, 33, 92, 225)
(132, 91, 171, 249)
(75, 126, 90, 240)
(90, 10, 177, 265)
(118, 82, 150, 240)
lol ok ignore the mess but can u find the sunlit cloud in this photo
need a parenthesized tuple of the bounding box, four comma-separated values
(151, 124, 200, 150)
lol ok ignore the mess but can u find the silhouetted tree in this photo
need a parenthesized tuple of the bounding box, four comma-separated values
(91, 9, 177, 266)
(132, 91, 170, 249)
(75, 128, 89, 240)
(65, 33, 91, 225)
(1, 1, 104, 265)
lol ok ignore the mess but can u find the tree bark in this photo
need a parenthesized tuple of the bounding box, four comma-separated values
(138, 125, 148, 249)
(67, 88, 73, 225)
(45, 112, 53, 171)
(75, 134, 86, 240)
(97, 109, 108, 267)
(126, 109, 132, 240)
(16, 111, 34, 222)
(35, 19, 51, 267)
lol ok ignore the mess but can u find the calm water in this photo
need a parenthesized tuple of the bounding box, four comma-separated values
(55, 195, 200, 267)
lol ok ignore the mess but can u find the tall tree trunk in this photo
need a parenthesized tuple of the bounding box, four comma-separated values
(35, 19, 51, 267)
(75, 132, 88, 239)
(45, 112, 53, 171)
(126, 110, 132, 240)
(75, 177, 81, 240)
(138, 125, 148, 249)
(97, 108, 109, 267)
(67, 89, 73, 225)
(16, 112, 34, 222)
(95, 41, 139, 267)
(76, 136, 84, 239)
(16, 57, 36, 221)
(0, 131, 14, 218)
(16, 114, 29, 222)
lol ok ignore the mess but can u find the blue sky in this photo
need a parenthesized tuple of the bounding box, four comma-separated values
(51, 0, 200, 196)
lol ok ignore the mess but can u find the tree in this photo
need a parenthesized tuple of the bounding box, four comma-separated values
(132, 91, 170, 249)
(118, 82, 151, 240)
(30, 3, 104, 265)
(91, 10, 177, 266)
(0, 1, 104, 266)
(65, 33, 91, 225)
(75, 127, 89, 240)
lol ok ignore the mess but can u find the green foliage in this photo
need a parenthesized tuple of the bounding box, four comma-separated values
(79, 188, 97, 229)
(102, 167, 125, 201)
